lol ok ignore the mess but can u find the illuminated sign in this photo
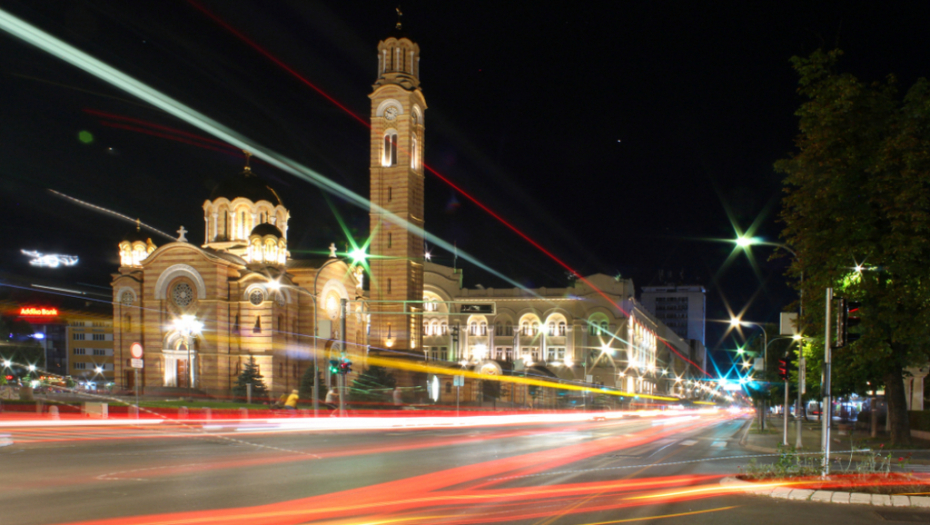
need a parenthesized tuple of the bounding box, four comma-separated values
(19, 307, 59, 316)
(21, 250, 79, 268)
(459, 303, 495, 314)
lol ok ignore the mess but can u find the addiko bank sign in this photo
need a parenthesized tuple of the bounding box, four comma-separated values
(19, 307, 59, 316)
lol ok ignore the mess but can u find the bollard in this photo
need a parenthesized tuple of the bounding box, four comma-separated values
(203, 407, 212, 420)
(48, 405, 59, 420)
(239, 407, 248, 420)
(179, 406, 188, 419)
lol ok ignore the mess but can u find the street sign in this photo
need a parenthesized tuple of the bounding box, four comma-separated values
(585, 374, 594, 383)
(130, 358, 144, 369)
(453, 375, 464, 387)
(779, 312, 798, 336)
(754, 357, 765, 371)
(130, 342, 144, 359)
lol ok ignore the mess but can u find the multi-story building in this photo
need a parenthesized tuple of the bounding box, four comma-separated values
(640, 285, 706, 346)
(67, 317, 114, 384)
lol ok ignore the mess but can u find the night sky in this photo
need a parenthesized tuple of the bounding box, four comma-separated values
(1, 1, 928, 358)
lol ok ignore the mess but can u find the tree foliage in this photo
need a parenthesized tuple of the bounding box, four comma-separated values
(233, 356, 268, 401)
(0, 316, 45, 371)
(776, 49, 930, 443)
(347, 366, 396, 405)
(298, 364, 325, 401)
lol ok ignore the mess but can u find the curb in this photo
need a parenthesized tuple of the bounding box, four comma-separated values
(720, 476, 930, 509)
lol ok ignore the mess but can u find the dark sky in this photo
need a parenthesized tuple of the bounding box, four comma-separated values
(1, 1, 928, 357)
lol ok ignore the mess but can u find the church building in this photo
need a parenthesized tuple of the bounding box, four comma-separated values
(110, 22, 705, 402)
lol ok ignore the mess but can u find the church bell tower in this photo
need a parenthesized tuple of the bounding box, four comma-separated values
(368, 15, 426, 353)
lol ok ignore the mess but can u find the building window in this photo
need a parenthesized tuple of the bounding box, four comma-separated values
(74, 362, 86, 370)
(234, 314, 240, 333)
(387, 323, 392, 339)
(93, 349, 106, 356)
(388, 232, 392, 248)
(387, 278, 392, 294)
(92, 334, 106, 341)
(532, 322, 539, 336)
(558, 322, 566, 336)
(411, 137, 418, 170)
(249, 289, 264, 306)
(382, 130, 398, 166)
(73, 333, 85, 341)
(172, 282, 194, 307)
(441, 322, 448, 335)
(254, 316, 262, 334)
(388, 187, 392, 202)
(601, 322, 608, 334)
(480, 322, 487, 336)
(73, 348, 86, 355)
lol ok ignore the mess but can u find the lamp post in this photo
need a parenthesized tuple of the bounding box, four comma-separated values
(172, 315, 203, 396)
(311, 244, 367, 417)
(731, 318, 769, 430)
(736, 236, 806, 447)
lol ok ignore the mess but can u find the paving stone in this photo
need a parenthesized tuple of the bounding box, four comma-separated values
(872, 494, 892, 506)
(810, 490, 834, 503)
(832, 492, 850, 504)
(771, 487, 793, 499)
(788, 489, 814, 501)
(848, 493, 871, 505)
(891, 495, 911, 507)
(910, 496, 930, 508)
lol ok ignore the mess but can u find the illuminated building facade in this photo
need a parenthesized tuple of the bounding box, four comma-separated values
(110, 159, 364, 397)
(367, 25, 426, 355)
(67, 317, 114, 384)
(421, 264, 703, 399)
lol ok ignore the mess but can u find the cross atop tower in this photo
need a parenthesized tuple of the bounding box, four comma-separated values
(243, 150, 252, 172)
(177, 226, 188, 242)
(395, 6, 402, 30)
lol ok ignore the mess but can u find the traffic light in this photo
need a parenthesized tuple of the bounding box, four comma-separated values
(836, 298, 863, 348)
(329, 359, 339, 375)
(778, 350, 795, 381)
(338, 359, 352, 375)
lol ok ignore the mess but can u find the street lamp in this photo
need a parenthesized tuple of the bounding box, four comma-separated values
(172, 314, 203, 394)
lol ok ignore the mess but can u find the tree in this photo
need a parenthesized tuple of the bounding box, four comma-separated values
(233, 356, 268, 402)
(298, 364, 325, 401)
(347, 366, 396, 405)
(0, 316, 45, 371)
(777, 49, 930, 444)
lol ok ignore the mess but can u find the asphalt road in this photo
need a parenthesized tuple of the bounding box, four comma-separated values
(2, 413, 928, 525)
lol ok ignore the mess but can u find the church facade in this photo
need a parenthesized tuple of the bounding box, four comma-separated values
(110, 24, 705, 401)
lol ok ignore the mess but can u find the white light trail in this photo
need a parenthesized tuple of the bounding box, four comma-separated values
(21, 250, 78, 267)
(47, 189, 175, 241)
(0, 8, 530, 294)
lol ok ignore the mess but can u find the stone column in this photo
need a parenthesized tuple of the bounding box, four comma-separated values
(906, 366, 928, 411)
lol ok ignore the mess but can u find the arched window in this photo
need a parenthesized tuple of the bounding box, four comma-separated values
(558, 322, 566, 336)
(480, 322, 487, 336)
(382, 130, 398, 167)
(388, 187, 393, 202)
(532, 322, 539, 336)
(410, 137, 418, 170)
(388, 232, 392, 248)
(547, 322, 555, 336)
(521, 322, 528, 335)
(469, 322, 477, 335)
(423, 320, 430, 336)
(601, 321, 608, 334)
(441, 322, 448, 335)
(495, 323, 501, 336)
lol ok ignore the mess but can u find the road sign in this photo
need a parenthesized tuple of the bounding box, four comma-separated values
(754, 357, 765, 371)
(130, 358, 144, 369)
(453, 375, 464, 387)
(585, 374, 594, 383)
(130, 342, 143, 359)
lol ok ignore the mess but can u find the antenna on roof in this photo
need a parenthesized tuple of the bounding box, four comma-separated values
(243, 150, 252, 172)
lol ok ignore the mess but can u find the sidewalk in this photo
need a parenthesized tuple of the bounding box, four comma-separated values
(740, 415, 930, 465)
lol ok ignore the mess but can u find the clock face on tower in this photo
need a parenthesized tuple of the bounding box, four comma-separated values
(384, 106, 398, 121)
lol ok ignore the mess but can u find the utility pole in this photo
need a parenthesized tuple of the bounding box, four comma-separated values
(822, 287, 833, 476)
